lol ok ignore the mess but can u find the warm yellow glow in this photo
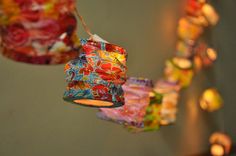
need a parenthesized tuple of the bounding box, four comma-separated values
(210, 133, 232, 155)
(200, 88, 223, 112)
(173, 57, 192, 69)
(198, 0, 206, 3)
(74, 99, 113, 107)
(211, 144, 225, 156)
(207, 48, 217, 61)
(202, 4, 219, 26)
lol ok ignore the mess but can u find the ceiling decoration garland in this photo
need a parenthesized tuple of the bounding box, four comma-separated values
(0, 0, 233, 150)
(97, 0, 222, 132)
(0, 0, 79, 64)
(0, 0, 234, 153)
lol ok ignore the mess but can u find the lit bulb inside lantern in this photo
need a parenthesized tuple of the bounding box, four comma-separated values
(173, 57, 192, 69)
(211, 144, 225, 156)
(202, 4, 219, 26)
(207, 48, 217, 61)
(74, 99, 113, 107)
(210, 133, 232, 156)
(200, 88, 223, 112)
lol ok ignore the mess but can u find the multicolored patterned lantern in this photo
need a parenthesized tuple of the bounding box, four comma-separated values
(126, 91, 163, 132)
(63, 39, 128, 108)
(200, 88, 223, 112)
(210, 132, 232, 156)
(0, 0, 79, 64)
(98, 77, 154, 128)
(164, 57, 194, 88)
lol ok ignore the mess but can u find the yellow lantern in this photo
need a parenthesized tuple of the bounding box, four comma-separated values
(202, 4, 219, 26)
(177, 18, 203, 41)
(200, 88, 223, 112)
(164, 57, 194, 88)
(210, 132, 232, 156)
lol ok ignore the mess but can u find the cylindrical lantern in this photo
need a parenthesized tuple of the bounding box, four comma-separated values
(63, 39, 128, 108)
(154, 80, 180, 125)
(210, 132, 232, 156)
(0, 0, 79, 64)
(98, 77, 153, 128)
(164, 57, 194, 88)
(194, 43, 217, 70)
(200, 88, 223, 112)
(126, 90, 163, 132)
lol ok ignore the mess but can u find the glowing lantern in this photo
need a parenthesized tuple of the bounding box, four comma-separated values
(63, 39, 128, 108)
(126, 90, 163, 132)
(202, 4, 219, 26)
(164, 57, 194, 88)
(200, 88, 223, 112)
(0, 0, 79, 64)
(210, 132, 232, 156)
(177, 18, 203, 41)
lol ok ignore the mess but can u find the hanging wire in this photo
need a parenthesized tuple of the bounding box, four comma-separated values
(74, 6, 93, 37)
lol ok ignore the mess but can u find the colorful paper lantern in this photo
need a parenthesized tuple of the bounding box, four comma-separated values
(0, 0, 79, 64)
(164, 57, 194, 88)
(154, 80, 180, 125)
(125, 91, 163, 132)
(98, 77, 153, 128)
(63, 39, 128, 108)
(202, 3, 219, 26)
(200, 88, 223, 112)
(210, 132, 232, 156)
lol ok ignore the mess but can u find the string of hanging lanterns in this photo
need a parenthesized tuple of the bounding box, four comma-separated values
(0, 0, 233, 149)
(97, 0, 222, 132)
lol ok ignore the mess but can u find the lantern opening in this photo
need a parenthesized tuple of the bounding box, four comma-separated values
(211, 144, 225, 156)
(74, 99, 113, 107)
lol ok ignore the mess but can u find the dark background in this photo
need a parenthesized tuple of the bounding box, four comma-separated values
(0, 0, 235, 155)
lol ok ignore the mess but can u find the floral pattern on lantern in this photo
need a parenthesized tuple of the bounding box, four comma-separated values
(63, 39, 128, 108)
(127, 91, 163, 132)
(0, 0, 79, 64)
